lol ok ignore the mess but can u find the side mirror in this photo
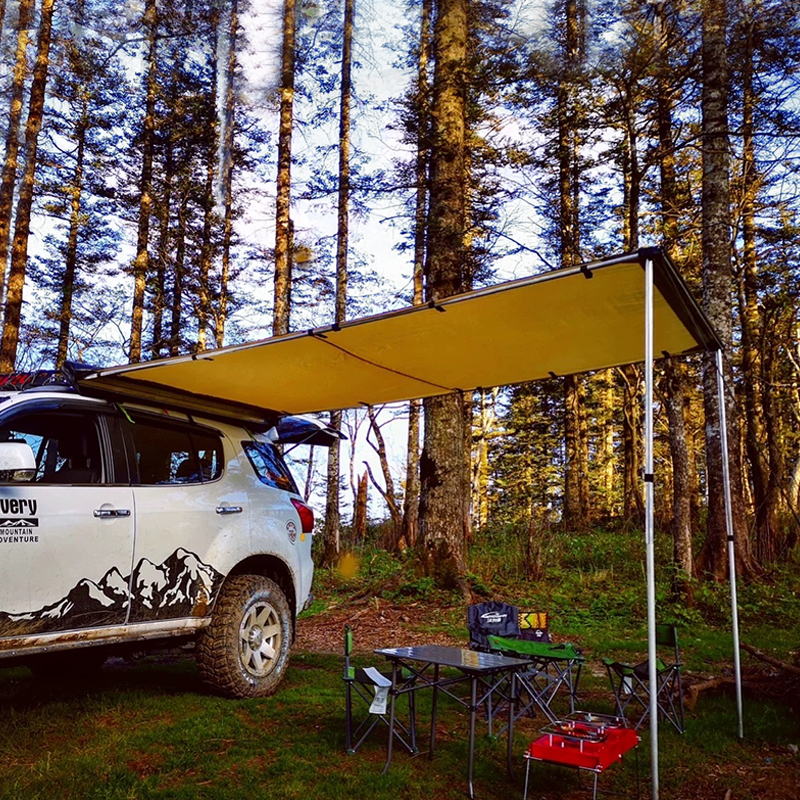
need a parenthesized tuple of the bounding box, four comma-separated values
(0, 441, 37, 482)
(265, 415, 346, 447)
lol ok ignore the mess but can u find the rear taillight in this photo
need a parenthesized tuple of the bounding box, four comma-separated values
(291, 498, 314, 533)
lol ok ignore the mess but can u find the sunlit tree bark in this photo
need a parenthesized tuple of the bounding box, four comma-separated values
(402, 0, 432, 551)
(697, 0, 759, 580)
(273, 0, 296, 337)
(1, 0, 57, 371)
(0, 0, 33, 305)
(129, 0, 158, 364)
(322, 0, 355, 568)
(418, 0, 471, 591)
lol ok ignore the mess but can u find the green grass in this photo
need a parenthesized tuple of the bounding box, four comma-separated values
(0, 654, 518, 800)
(1, 651, 798, 800)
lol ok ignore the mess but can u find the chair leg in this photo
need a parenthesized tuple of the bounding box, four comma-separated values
(676, 668, 685, 733)
(346, 677, 418, 754)
(345, 680, 354, 753)
(654, 668, 685, 734)
(605, 665, 630, 719)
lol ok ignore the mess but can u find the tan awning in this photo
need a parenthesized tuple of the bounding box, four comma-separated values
(80, 249, 719, 423)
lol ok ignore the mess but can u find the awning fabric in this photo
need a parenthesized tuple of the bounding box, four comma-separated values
(80, 249, 719, 423)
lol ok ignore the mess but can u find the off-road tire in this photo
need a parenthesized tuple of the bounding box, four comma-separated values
(196, 574, 292, 698)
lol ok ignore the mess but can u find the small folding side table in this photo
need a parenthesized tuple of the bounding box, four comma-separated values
(523, 712, 640, 800)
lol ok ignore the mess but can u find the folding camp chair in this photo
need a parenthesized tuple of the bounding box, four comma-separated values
(467, 604, 582, 733)
(603, 624, 685, 733)
(343, 624, 417, 754)
(513, 610, 583, 712)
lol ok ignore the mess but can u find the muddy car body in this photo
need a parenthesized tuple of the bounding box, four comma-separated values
(0, 376, 337, 697)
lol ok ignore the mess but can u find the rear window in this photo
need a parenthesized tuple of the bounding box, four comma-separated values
(243, 441, 298, 493)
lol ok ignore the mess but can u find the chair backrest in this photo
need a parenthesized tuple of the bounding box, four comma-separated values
(344, 624, 354, 656)
(519, 611, 550, 643)
(655, 624, 680, 663)
(467, 602, 519, 651)
(344, 624, 354, 678)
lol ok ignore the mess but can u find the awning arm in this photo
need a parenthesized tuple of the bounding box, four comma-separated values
(644, 255, 660, 800)
(716, 349, 744, 739)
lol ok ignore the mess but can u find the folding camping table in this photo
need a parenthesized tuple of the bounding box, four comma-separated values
(523, 712, 640, 800)
(375, 645, 530, 799)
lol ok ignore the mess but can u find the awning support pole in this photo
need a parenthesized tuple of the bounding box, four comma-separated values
(716, 348, 744, 739)
(645, 257, 658, 799)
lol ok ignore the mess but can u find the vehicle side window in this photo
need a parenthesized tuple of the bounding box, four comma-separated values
(127, 415, 223, 485)
(0, 409, 103, 484)
(193, 430, 223, 482)
(243, 441, 298, 493)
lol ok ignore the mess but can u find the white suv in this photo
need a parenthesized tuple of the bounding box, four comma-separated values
(0, 376, 334, 697)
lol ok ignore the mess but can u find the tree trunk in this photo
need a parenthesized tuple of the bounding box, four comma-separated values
(403, 400, 421, 549)
(598, 377, 615, 518)
(273, 0, 296, 337)
(366, 406, 403, 546)
(557, 0, 589, 531)
(321, 0, 355, 568)
(302, 446, 315, 503)
(619, 366, 643, 524)
(418, 0, 470, 591)
(738, 10, 779, 564)
(563, 374, 589, 530)
(197, 9, 219, 353)
(618, 75, 647, 529)
(662, 358, 694, 603)
(1, 0, 57, 371)
(0, 0, 33, 304)
(169, 197, 188, 356)
(129, 0, 158, 364)
(217, 0, 238, 349)
(472, 388, 498, 529)
(322, 410, 342, 568)
(56, 100, 88, 370)
(152, 129, 172, 361)
(655, 0, 693, 600)
(696, 0, 759, 581)
(353, 470, 368, 544)
(402, 0, 432, 552)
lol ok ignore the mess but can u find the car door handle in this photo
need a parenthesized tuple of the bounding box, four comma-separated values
(93, 508, 131, 518)
(216, 506, 243, 515)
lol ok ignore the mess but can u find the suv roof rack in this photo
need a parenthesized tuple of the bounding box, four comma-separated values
(0, 362, 96, 393)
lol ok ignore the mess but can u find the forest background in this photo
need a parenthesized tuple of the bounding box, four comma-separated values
(0, 0, 799, 603)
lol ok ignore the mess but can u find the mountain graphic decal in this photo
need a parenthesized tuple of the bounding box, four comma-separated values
(0, 549, 223, 638)
(0, 518, 38, 528)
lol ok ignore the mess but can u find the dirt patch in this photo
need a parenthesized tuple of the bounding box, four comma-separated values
(296, 600, 462, 655)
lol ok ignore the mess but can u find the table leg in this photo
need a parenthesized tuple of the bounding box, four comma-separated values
(428, 663, 440, 759)
(382, 660, 399, 775)
(468, 674, 478, 799)
(507, 671, 516, 776)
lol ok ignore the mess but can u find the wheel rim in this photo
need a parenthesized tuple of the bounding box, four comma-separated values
(239, 601, 282, 678)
